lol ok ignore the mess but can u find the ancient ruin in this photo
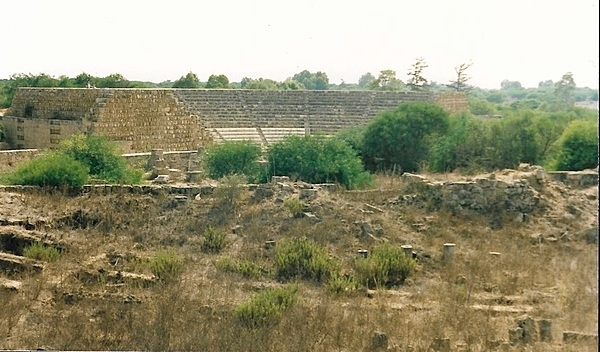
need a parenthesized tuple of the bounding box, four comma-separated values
(2, 88, 468, 152)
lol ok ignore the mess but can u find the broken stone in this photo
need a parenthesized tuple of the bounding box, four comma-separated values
(538, 319, 552, 342)
(152, 174, 170, 184)
(430, 337, 450, 351)
(516, 315, 536, 343)
(299, 188, 318, 201)
(563, 331, 598, 344)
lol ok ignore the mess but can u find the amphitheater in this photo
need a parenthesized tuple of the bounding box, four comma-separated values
(1, 88, 468, 153)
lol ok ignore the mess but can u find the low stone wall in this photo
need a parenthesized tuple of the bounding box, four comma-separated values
(397, 170, 544, 215)
(546, 170, 598, 188)
(0, 149, 40, 173)
(122, 149, 201, 173)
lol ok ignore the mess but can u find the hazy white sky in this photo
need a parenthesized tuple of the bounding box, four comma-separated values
(1, 0, 598, 89)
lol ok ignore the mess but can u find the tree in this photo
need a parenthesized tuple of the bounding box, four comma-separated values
(97, 73, 130, 88)
(205, 74, 230, 89)
(406, 57, 429, 91)
(278, 79, 305, 90)
(172, 72, 201, 88)
(553, 72, 576, 108)
(368, 70, 403, 91)
(362, 102, 450, 172)
(292, 70, 329, 90)
(551, 120, 598, 171)
(358, 72, 376, 88)
(500, 80, 522, 90)
(447, 62, 473, 91)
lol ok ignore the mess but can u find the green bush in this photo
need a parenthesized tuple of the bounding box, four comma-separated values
(274, 236, 334, 283)
(362, 101, 449, 172)
(283, 197, 304, 217)
(235, 285, 299, 329)
(327, 271, 358, 296)
(204, 141, 263, 182)
(214, 174, 247, 210)
(267, 135, 372, 189)
(23, 242, 61, 262)
(354, 244, 416, 289)
(216, 258, 267, 279)
(201, 226, 226, 253)
(1, 152, 89, 188)
(59, 134, 142, 184)
(147, 250, 184, 283)
(551, 120, 599, 171)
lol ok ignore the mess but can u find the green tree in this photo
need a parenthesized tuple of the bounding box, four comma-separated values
(278, 79, 305, 90)
(553, 72, 576, 108)
(97, 73, 130, 88)
(406, 57, 429, 91)
(205, 74, 230, 89)
(204, 141, 262, 181)
(362, 102, 450, 172)
(369, 70, 403, 91)
(1, 152, 89, 189)
(292, 70, 329, 90)
(267, 135, 371, 189)
(551, 120, 598, 171)
(172, 72, 201, 88)
(358, 72, 376, 88)
(500, 80, 522, 90)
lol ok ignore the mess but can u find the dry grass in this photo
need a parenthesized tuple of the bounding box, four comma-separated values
(0, 174, 597, 351)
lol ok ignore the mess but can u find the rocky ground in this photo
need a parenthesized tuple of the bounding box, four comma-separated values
(0, 166, 597, 351)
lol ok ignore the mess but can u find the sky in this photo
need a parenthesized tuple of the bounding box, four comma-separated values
(1, 0, 598, 89)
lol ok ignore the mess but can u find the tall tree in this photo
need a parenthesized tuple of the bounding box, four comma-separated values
(406, 57, 429, 91)
(553, 72, 576, 107)
(447, 62, 473, 91)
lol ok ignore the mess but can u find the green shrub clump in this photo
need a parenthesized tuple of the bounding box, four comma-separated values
(275, 236, 334, 283)
(551, 120, 599, 171)
(354, 244, 416, 289)
(204, 141, 263, 182)
(235, 285, 299, 329)
(147, 250, 184, 283)
(201, 226, 226, 253)
(216, 258, 268, 279)
(59, 134, 142, 184)
(23, 242, 61, 262)
(267, 135, 372, 189)
(2, 152, 89, 188)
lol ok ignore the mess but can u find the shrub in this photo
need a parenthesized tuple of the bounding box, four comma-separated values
(216, 258, 267, 279)
(267, 135, 372, 189)
(283, 197, 304, 217)
(362, 101, 449, 172)
(2, 152, 89, 188)
(204, 141, 262, 182)
(327, 272, 358, 296)
(235, 285, 299, 329)
(274, 236, 334, 283)
(23, 242, 61, 262)
(147, 250, 184, 283)
(354, 244, 416, 289)
(551, 120, 599, 171)
(59, 134, 143, 184)
(201, 226, 226, 253)
(214, 174, 247, 210)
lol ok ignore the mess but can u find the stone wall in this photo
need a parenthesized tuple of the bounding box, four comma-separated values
(4, 88, 468, 152)
(0, 149, 40, 173)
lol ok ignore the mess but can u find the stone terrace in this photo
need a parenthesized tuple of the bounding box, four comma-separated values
(3, 88, 468, 152)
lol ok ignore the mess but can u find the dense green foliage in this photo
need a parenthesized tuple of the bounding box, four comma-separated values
(205, 74, 230, 89)
(204, 141, 262, 181)
(551, 120, 599, 171)
(275, 237, 334, 283)
(267, 135, 372, 189)
(362, 102, 449, 172)
(172, 72, 201, 88)
(235, 285, 299, 329)
(1, 152, 89, 188)
(354, 244, 416, 288)
(292, 70, 329, 90)
(59, 134, 143, 184)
